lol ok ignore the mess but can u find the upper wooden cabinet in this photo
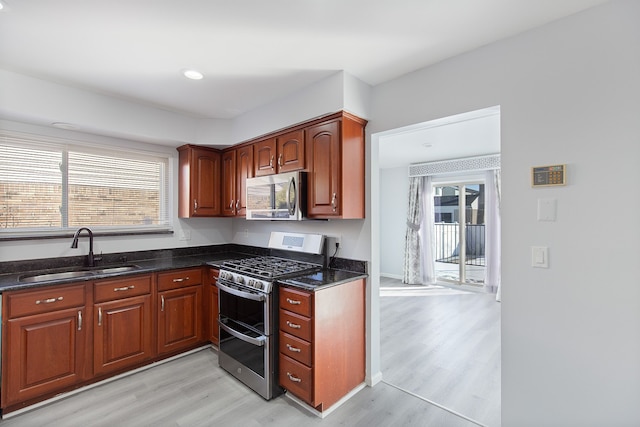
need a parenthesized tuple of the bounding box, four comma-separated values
(178, 145, 221, 218)
(306, 113, 367, 219)
(254, 130, 305, 176)
(221, 145, 254, 217)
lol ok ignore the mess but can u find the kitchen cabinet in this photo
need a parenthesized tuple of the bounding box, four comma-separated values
(207, 268, 220, 345)
(254, 130, 305, 176)
(278, 279, 365, 412)
(157, 268, 204, 355)
(178, 144, 222, 217)
(93, 275, 153, 376)
(222, 145, 253, 217)
(305, 112, 367, 219)
(2, 284, 89, 409)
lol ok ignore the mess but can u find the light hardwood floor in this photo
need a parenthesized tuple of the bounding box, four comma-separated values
(380, 277, 501, 427)
(1, 280, 500, 427)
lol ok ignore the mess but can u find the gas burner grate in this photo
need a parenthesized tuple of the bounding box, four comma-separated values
(222, 256, 320, 280)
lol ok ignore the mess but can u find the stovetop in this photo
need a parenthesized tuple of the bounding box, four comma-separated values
(220, 256, 321, 280)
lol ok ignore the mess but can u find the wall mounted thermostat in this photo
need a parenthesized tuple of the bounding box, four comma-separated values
(531, 164, 566, 187)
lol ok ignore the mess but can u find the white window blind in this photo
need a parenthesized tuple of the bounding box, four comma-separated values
(0, 131, 171, 237)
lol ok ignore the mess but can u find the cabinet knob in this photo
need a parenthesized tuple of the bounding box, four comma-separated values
(194, 199, 198, 211)
(331, 192, 338, 212)
(278, 154, 283, 168)
(269, 155, 274, 169)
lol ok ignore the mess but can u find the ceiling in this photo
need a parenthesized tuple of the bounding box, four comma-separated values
(378, 106, 500, 169)
(0, 0, 611, 120)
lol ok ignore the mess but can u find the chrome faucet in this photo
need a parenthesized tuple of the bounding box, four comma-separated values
(71, 227, 101, 267)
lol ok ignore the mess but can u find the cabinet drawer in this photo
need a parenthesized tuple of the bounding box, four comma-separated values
(157, 268, 202, 291)
(94, 275, 151, 303)
(279, 331, 312, 366)
(279, 354, 313, 404)
(6, 284, 86, 318)
(279, 310, 312, 341)
(279, 287, 312, 317)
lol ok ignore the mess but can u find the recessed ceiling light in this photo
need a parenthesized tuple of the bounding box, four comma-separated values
(183, 69, 204, 80)
(51, 122, 78, 130)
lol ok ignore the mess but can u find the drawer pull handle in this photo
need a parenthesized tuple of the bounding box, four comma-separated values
(161, 295, 165, 311)
(287, 372, 302, 383)
(114, 285, 135, 292)
(286, 344, 301, 353)
(286, 320, 301, 329)
(172, 277, 189, 282)
(78, 310, 82, 331)
(36, 296, 63, 304)
(286, 298, 301, 305)
(98, 307, 103, 326)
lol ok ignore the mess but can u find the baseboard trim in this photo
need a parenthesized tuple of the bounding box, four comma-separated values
(284, 382, 367, 418)
(380, 272, 403, 280)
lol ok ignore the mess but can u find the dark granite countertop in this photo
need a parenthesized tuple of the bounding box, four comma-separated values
(277, 269, 368, 291)
(0, 244, 367, 293)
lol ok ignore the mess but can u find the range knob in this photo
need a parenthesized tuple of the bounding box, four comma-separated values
(254, 281, 264, 290)
(248, 279, 256, 288)
(236, 275, 245, 285)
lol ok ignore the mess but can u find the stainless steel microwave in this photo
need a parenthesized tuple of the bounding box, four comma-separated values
(245, 171, 306, 220)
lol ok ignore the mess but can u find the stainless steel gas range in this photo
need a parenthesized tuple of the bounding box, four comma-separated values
(216, 232, 325, 400)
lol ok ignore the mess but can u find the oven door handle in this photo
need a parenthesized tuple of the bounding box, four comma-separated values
(217, 280, 265, 302)
(220, 322, 266, 347)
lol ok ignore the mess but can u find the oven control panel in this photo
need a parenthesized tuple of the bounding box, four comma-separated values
(219, 270, 272, 293)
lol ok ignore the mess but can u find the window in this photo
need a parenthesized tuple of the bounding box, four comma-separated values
(0, 131, 171, 238)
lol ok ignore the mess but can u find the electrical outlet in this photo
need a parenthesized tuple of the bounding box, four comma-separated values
(179, 230, 191, 241)
(335, 235, 342, 247)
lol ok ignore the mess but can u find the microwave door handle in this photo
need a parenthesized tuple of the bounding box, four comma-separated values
(287, 177, 296, 216)
(217, 281, 265, 302)
(219, 322, 266, 347)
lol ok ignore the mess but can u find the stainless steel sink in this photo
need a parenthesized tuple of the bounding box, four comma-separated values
(91, 265, 140, 274)
(18, 265, 141, 283)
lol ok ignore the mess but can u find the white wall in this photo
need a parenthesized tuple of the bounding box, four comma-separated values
(370, 0, 640, 425)
(379, 167, 408, 278)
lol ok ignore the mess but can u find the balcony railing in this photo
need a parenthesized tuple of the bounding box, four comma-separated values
(434, 223, 485, 267)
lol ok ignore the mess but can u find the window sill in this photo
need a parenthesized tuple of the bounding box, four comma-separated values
(0, 228, 174, 242)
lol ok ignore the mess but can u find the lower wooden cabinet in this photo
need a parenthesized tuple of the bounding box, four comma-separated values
(278, 280, 365, 411)
(157, 268, 204, 355)
(93, 275, 153, 376)
(2, 284, 88, 409)
(1, 267, 211, 413)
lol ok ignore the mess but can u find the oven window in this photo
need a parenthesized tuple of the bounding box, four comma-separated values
(218, 283, 266, 334)
(219, 318, 266, 377)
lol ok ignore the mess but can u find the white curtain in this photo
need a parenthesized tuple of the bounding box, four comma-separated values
(485, 170, 502, 300)
(403, 176, 436, 285)
(403, 176, 423, 284)
(421, 176, 436, 284)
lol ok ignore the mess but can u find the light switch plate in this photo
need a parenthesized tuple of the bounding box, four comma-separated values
(537, 198, 557, 221)
(532, 246, 549, 268)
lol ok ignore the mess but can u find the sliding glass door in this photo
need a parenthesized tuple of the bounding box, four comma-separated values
(433, 182, 486, 285)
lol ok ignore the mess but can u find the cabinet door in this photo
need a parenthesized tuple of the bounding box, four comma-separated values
(192, 147, 221, 216)
(3, 307, 86, 407)
(277, 130, 305, 173)
(221, 150, 237, 216)
(235, 145, 254, 216)
(178, 145, 221, 218)
(306, 120, 341, 217)
(158, 285, 203, 355)
(94, 295, 153, 376)
(253, 138, 276, 176)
